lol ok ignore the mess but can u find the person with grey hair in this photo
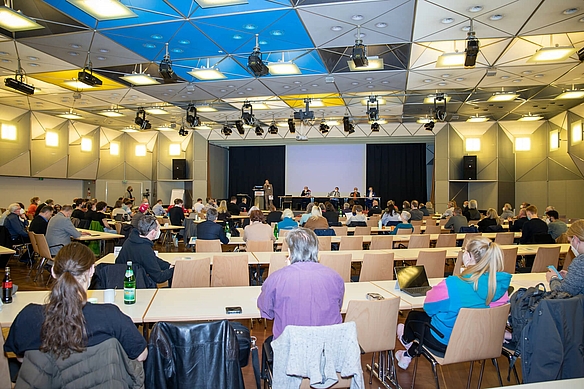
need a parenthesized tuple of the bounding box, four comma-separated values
(257, 228, 344, 340)
(116, 215, 173, 285)
(47, 205, 90, 256)
(389, 210, 414, 235)
(278, 208, 298, 231)
(195, 207, 229, 244)
(464, 199, 481, 221)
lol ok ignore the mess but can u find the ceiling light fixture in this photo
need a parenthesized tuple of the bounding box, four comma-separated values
(528, 45, 577, 63)
(370, 122, 380, 131)
(185, 104, 200, 127)
(293, 98, 315, 121)
(159, 43, 178, 83)
(178, 125, 189, 136)
(188, 58, 226, 80)
(195, 0, 248, 8)
(518, 113, 543, 121)
(0, 5, 44, 32)
(417, 117, 432, 124)
(434, 93, 447, 121)
(424, 94, 451, 104)
(555, 88, 584, 99)
(197, 105, 217, 112)
(436, 52, 466, 67)
(120, 70, 159, 85)
(268, 121, 278, 135)
(488, 91, 519, 102)
(360, 97, 386, 105)
(57, 110, 83, 120)
(98, 109, 124, 117)
(467, 115, 489, 123)
(424, 121, 435, 131)
(268, 53, 301, 75)
(254, 125, 264, 136)
(319, 121, 330, 134)
(66, 0, 137, 20)
(144, 107, 168, 115)
(248, 34, 269, 77)
(4, 55, 35, 95)
(221, 124, 232, 137)
(366, 95, 379, 122)
(347, 56, 383, 71)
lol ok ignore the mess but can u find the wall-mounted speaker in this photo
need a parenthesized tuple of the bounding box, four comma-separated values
(172, 159, 187, 180)
(463, 156, 477, 180)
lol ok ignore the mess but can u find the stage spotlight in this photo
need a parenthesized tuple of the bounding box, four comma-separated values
(186, 104, 200, 127)
(351, 27, 369, 68)
(319, 121, 330, 134)
(343, 116, 355, 134)
(268, 122, 278, 135)
(178, 125, 189, 136)
(293, 98, 314, 121)
(134, 108, 151, 130)
(464, 22, 479, 68)
(159, 43, 178, 83)
(366, 96, 379, 121)
(287, 118, 296, 133)
(78, 69, 102, 87)
(254, 125, 264, 136)
(241, 101, 255, 126)
(221, 125, 232, 136)
(424, 121, 435, 131)
(248, 34, 269, 77)
(371, 122, 380, 131)
(235, 120, 245, 135)
(433, 93, 447, 122)
(4, 76, 34, 95)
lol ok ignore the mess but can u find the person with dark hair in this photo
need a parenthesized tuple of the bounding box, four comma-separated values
(238, 197, 249, 213)
(34, 199, 54, 217)
(196, 207, 229, 244)
(546, 220, 584, 296)
(47, 205, 89, 255)
(126, 186, 135, 204)
(323, 202, 339, 226)
(444, 207, 468, 233)
(168, 198, 185, 226)
(368, 199, 382, 216)
(116, 215, 174, 284)
(546, 210, 567, 240)
(227, 196, 240, 216)
(257, 228, 344, 339)
(152, 199, 166, 217)
(27, 197, 40, 219)
(244, 209, 275, 242)
(193, 198, 204, 214)
(71, 199, 86, 220)
(409, 200, 423, 221)
(88, 201, 115, 233)
(29, 206, 53, 235)
(346, 205, 366, 227)
(520, 205, 548, 244)
(263, 179, 274, 210)
(510, 208, 528, 232)
(5, 243, 147, 365)
(266, 204, 282, 225)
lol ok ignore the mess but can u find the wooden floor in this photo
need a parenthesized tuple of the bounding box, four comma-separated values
(9, 242, 523, 389)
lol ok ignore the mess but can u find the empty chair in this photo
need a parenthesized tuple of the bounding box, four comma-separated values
(339, 236, 363, 251)
(531, 245, 561, 273)
(453, 250, 464, 275)
(331, 226, 348, 236)
(425, 225, 442, 235)
(370, 235, 394, 250)
(246, 240, 274, 252)
(366, 218, 378, 227)
(359, 252, 395, 281)
(439, 218, 448, 226)
(267, 253, 288, 278)
(354, 226, 371, 236)
(411, 220, 423, 227)
(435, 234, 456, 248)
(396, 228, 413, 235)
(195, 239, 222, 253)
(494, 232, 515, 245)
(461, 233, 481, 249)
(408, 234, 430, 249)
(211, 254, 250, 287)
(501, 247, 518, 274)
(317, 236, 332, 252)
(172, 257, 211, 288)
(319, 252, 352, 282)
(415, 250, 446, 278)
(32, 233, 56, 283)
(413, 224, 422, 234)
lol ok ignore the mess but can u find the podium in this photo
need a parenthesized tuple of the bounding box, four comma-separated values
(253, 188, 265, 210)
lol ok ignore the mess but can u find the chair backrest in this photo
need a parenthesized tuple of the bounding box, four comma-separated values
(267, 253, 288, 278)
(279, 229, 289, 238)
(28, 231, 39, 255)
(413, 224, 422, 234)
(317, 236, 332, 252)
(415, 250, 446, 278)
(281, 238, 289, 252)
(211, 254, 250, 286)
(453, 250, 464, 276)
(115, 222, 122, 234)
(461, 233, 481, 248)
(33, 232, 53, 260)
(354, 226, 371, 236)
(319, 252, 352, 282)
(161, 217, 170, 225)
(246, 240, 274, 252)
(425, 225, 442, 235)
(562, 248, 575, 270)
(396, 228, 412, 235)
(494, 232, 515, 245)
(366, 218, 378, 227)
(195, 239, 222, 253)
(442, 305, 510, 364)
(339, 236, 363, 251)
(359, 252, 395, 281)
(345, 297, 400, 354)
(501, 247, 518, 274)
(331, 226, 348, 236)
(369, 235, 393, 250)
(435, 234, 457, 248)
(439, 218, 448, 226)
(408, 234, 430, 249)
(172, 258, 211, 288)
(0, 323, 11, 389)
(411, 220, 423, 226)
(531, 246, 560, 273)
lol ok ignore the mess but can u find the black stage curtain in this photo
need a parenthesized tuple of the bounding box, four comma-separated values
(228, 145, 285, 202)
(366, 144, 427, 209)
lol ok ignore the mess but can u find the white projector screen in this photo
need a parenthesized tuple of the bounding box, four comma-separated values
(285, 144, 366, 196)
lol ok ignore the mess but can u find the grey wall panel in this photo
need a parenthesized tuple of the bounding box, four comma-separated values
(31, 121, 69, 178)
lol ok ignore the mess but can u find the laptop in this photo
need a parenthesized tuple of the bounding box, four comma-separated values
(394, 265, 432, 297)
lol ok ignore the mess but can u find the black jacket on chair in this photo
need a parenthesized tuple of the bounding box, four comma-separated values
(91, 263, 157, 289)
(145, 320, 244, 389)
(196, 220, 229, 244)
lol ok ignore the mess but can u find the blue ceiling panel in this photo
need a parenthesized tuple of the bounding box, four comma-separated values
(293, 50, 327, 74)
(189, 0, 291, 18)
(162, 0, 197, 18)
(166, 23, 226, 59)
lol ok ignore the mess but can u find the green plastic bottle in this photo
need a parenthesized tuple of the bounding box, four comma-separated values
(124, 261, 136, 305)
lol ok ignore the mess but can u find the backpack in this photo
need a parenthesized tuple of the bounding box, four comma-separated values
(459, 225, 479, 233)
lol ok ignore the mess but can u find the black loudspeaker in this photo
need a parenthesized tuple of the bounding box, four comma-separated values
(463, 156, 477, 180)
(172, 159, 187, 180)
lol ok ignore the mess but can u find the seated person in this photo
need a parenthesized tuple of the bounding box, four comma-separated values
(368, 199, 382, 216)
(47, 205, 89, 255)
(151, 199, 166, 217)
(424, 201, 435, 215)
(520, 205, 548, 244)
(381, 202, 402, 226)
(5, 243, 147, 368)
(342, 202, 353, 216)
(71, 199, 86, 220)
(193, 198, 205, 214)
(402, 201, 411, 212)
(463, 199, 481, 221)
(278, 209, 298, 231)
(4, 203, 30, 260)
(500, 203, 514, 220)
(409, 200, 424, 221)
(238, 197, 249, 213)
(441, 200, 456, 219)
(94, 201, 116, 233)
(389, 211, 413, 235)
(546, 220, 584, 296)
(257, 228, 344, 339)
(395, 237, 511, 369)
(299, 204, 314, 226)
(168, 198, 186, 226)
(546, 210, 568, 240)
(445, 207, 468, 233)
(29, 205, 53, 235)
(304, 206, 329, 231)
(111, 200, 130, 220)
(115, 215, 174, 285)
(322, 202, 340, 226)
(266, 204, 282, 225)
(196, 207, 229, 244)
(216, 200, 231, 223)
(243, 209, 275, 242)
(477, 208, 501, 232)
(509, 208, 528, 232)
(346, 205, 367, 227)
(227, 196, 241, 216)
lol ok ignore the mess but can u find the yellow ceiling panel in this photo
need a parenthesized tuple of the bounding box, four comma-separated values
(281, 93, 345, 109)
(29, 69, 126, 92)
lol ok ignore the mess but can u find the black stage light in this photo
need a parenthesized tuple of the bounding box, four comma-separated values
(178, 125, 189, 136)
(424, 121, 435, 131)
(268, 122, 278, 135)
(186, 105, 200, 127)
(343, 116, 355, 134)
(4, 77, 34, 95)
(293, 98, 314, 121)
(433, 93, 447, 122)
(464, 28, 479, 68)
(248, 34, 269, 77)
(319, 122, 329, 134)
(135, 109, 151, 130)
(367, 96, 379, 122)
(371, 122, 380, 131)
(254, 125, 264, 136)
(159, 43, 178, 83)
(287, 118, 296, 133)
(241, 101, 255, 126)
(78, 69, 102, 87)
(352, 40, 369, 68)
(235, 120, 245, 135)
(221, 125, 232, 136)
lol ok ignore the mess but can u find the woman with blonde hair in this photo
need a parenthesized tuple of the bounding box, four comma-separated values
(304, 204, 329, 231)
(395, 236, 511, 369)
(477, 207, 502, 232)
(217, 199, 230, 222)
(546, 220, 584, 296)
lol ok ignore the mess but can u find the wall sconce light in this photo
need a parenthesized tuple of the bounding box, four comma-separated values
(80, 137, 92, 152)
(515, 137, 531, 151)
(572, 120, 582, 144)
(169, 143, 181, 156)
(46, 131, 59, 147)
(466, 138, 481, 152)
(1, 123, 17, 140)
(135, 144, 146, 157)
(110, 142, 120, 156)
(550, 130, 560, 150)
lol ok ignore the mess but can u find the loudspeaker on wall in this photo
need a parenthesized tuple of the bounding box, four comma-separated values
(172, 159, 187, 180)
(463, 156, 477, 180)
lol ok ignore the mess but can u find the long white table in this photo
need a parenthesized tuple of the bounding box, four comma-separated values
(97, 251, 259, 265)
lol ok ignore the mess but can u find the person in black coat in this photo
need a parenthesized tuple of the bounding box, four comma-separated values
(520, 205, 549, 244)
(196, 208, 229, 244)
(227, 196, 241, 216)
(29, 206, 53, 235)
(115, 215, 174, 285)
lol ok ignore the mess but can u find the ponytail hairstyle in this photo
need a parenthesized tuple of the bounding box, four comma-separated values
(460, 237, 503, 305)
(40, 243, 96, 359)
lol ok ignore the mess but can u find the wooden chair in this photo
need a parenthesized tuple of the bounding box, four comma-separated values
(331, 226, 348, 236)
(425, 225, 442, 235)
(345, 297, 401, 386)
(281, 238, 289, 252)
(27, 231, 39, 262)
(410, 305, 510, 389)
(411, 220, 423, 226)
(435, 234, 456, 248)
(246, 240, 274, 252)
(408, 234, 430, 249)
(195, 239, 222, 253)
(267, 253, 288, 278)
(211, 254, 250, 287)
(461, 233, 481, 249)
(396, 228, 413, 235)
(278, 229, 289, 238)
(439, 218, 448, 226)
(531, 246, 560, 273)
(0, 323, 12, 389)
(354, 226, 371, 236)
(317, 236, 332, 251)
(415, 250, 446, 278)
(501, 247, 518, 274)
(366, 218, 378, 227)
(494, 232, 515, 245)
(359, 252, 395, 281)
(172, 257, 211, 288)
(339, 236, 363, 251)
(369, 235, 393, 250)
(413, 224, 422, 234)
(562, 248, 575, 270)
(453, 250, 464, 276)
(319, 252, 352, 282)
(32, 233, 56, 284)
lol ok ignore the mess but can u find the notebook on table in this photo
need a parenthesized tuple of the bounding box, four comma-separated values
(394, 265, 432, 297)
